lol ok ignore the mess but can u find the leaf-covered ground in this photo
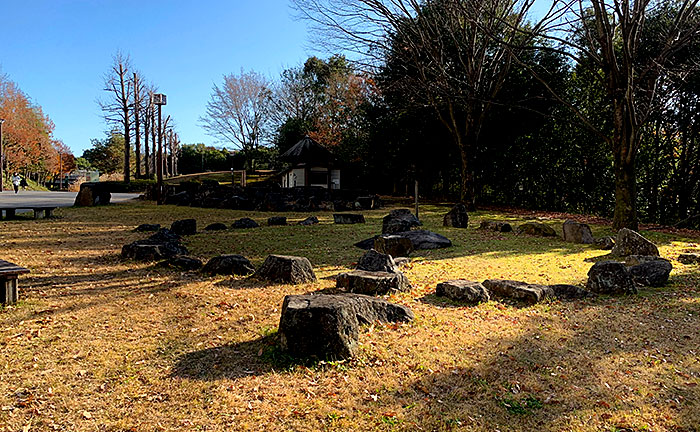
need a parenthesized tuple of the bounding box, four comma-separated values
(0, 201, 698, 431)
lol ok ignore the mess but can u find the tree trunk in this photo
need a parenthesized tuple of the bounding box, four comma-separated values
(611, 103, 638, 231)
(144, 107, 150, 178)
(456, 132, 476, 211)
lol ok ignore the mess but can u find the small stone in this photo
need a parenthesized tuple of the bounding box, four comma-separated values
(204, 223, 228, 231)
(298, 216, 319, 226)
(436, 280, 489, 304)
(171, 219, 197, 236)
(333, 213, 365, 224)
(336, 270, 412, 295)
(202, 254, 255, 276)
(268, 216, 287, 226)
(232, 218, 259, 229)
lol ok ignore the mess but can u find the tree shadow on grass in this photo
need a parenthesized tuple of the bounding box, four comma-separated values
(418, 293, 484, 309)
(170, 333, 313, 381)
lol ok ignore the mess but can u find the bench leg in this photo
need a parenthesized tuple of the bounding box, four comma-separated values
(0, 277, 18, 305)
(5, 209, 15, 219)
(45, 208, 54, 218)
(33, 209, 41, 219)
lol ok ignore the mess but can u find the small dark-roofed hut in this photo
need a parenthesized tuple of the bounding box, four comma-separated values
(279, 137, 340, 189)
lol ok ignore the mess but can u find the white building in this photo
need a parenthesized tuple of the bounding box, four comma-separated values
(279, 137, 340, 189)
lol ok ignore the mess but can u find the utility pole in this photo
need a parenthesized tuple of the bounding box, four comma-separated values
(58, 152, 63, 190)
(0, 119, 4, 191)
(153, 93, 167, 204)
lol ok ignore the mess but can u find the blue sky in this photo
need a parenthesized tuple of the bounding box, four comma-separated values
(0, 0, 314, 155)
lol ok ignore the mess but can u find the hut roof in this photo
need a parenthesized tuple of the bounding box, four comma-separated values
(279, 136, 334, 166)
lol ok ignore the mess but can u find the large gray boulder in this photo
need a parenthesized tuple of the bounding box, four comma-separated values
(611, 228, 659, 257)
(586, 261, 637, 294)
(517, 222, 557, 237)
(333, 213, 365, 224)
(336, 270, 412, 295)
(278, 293, 414, 359)
(255, 255, 317, 284)
(382, 209, 421, 234)
(171, 219, 197, 236)
(628, 259, 672, 287)
(202, 254, 255, 276)
(443, 204, 469, 228)
(562, 220, 594, 244)
(356, 249, 399, 274)
(436, 280, 490, 304)
(392, 230, 452, 250)
(374, 235, 414, 257)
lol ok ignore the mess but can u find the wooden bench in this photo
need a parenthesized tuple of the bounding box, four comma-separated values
(0, 207, 56, 219)
(0, 260, 30, 305)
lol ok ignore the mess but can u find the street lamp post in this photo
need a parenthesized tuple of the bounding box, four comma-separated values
(0, 118, 4, 192)
(152, 93, 167, 204)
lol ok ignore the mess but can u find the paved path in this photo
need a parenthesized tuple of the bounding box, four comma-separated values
(0, 191, 139, 209)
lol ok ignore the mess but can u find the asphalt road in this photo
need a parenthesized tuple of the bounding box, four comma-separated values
(0, 191, 139, 209)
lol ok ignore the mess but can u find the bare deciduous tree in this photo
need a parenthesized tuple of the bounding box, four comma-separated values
(99, 52, 133, 182)
(201, 70, 270, 170)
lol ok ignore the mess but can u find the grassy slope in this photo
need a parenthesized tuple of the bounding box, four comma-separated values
(0, 202, 698, 431)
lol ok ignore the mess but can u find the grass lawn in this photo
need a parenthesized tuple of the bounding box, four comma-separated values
(0, 201, 698, 431)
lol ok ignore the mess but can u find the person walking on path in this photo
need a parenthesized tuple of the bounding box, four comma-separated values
(11, 173, 21, 194)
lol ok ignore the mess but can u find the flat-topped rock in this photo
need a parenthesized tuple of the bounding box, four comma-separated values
(298, 216, 319, 226)
(679, 253, 700, 264)
(382, 209, 420, 234)
(393, 230, 452, 249)
(483, 279, 554, 304)
(628, 259, 672, 287)
(562, 220, 594, 244)
(202, 254, 255, 276)
(479, 221, 513, 232)
(443, 204, 469, 228)
(356, 249, 399, 274)
(333, 213, 365, 224)
(166, 255, 203, 271)
(74, 182, 111, 206)
(586, 261, 637, 294)
(278, 293, 414, 359)
(171, 219, 197, 236)
(231, 217, 259, 229)
(134, 224, 161, 232)
(267, 216, 287, 226)
(517, 222, 557, 237)
(595, 236, 615, 250)
(611, 228, 659, 257)
(336, 270, 412, 295)
(255, 255, 316, 284)
(204, 223, 228, 231)
(436, 280, 489, 304)
(374, 235, 414, 257)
